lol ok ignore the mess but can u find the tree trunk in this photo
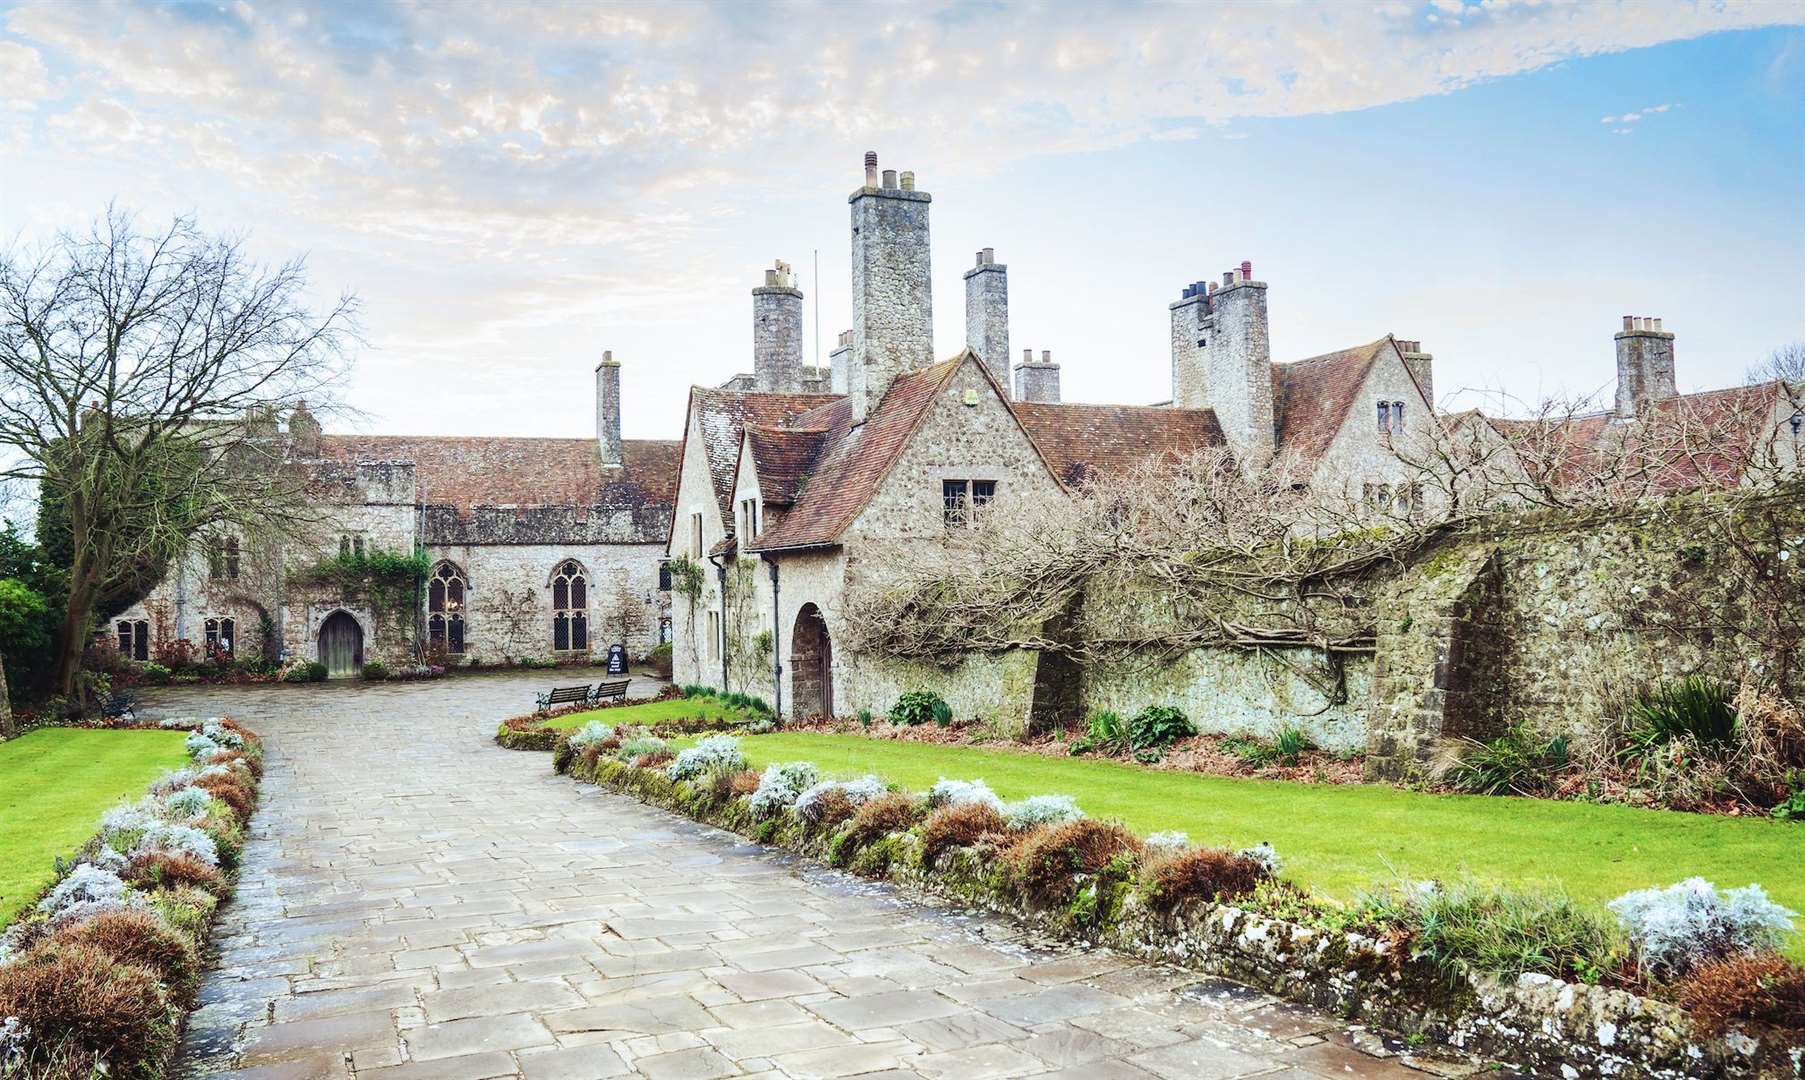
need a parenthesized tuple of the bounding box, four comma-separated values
(54, 567, 102, 702)
(0, 649, 14, 739)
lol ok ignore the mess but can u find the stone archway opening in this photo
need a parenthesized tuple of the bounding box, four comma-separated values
(318, 610, 365, 679)
(790, 603, 833, 719)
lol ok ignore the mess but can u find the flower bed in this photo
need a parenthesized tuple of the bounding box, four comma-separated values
(0, 718, 264, 1079)
(494, 687, 774, 751)
(556, 736, 1805, 1080)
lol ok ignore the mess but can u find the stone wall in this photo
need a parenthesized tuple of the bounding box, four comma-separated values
(849, 180, 933, 424)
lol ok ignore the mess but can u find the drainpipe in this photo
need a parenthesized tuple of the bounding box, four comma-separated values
(762, 555, 782, 717)
(706, 552, 729, 692)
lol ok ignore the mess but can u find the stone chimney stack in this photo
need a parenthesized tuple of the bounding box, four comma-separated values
(596, 350, 623, 466)
(1170, 261, 1271, 461)
(829, 330, 853, 395)
(287, 401, 322, 458)
(1015, 348, 1061, 403)
(753, 260, 804, 392)
(1614, 316, 1677, 417)
(849, 151, 933, 425)
(963, 247, 1010, 398)
(1397, 339, 1434, 410)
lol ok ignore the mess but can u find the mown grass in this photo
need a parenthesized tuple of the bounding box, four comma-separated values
(0, 728, 190, 928)
(720, 732, 1805, 957)
(541, 696, 758, 730)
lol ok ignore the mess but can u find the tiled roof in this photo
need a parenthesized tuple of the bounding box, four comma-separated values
(685, 388, 839, 527)
(745, 425, 831, 506)
(1488, 381, 1792, 493)
(317, 435, 680, 516)
(1012, 402, 1228, 486)
(1271, 337, 1392, 464)
(750, 358, 965, 552)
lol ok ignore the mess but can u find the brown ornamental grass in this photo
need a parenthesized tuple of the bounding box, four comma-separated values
(53, 909, 200, 1004)
(1673, 951, 1805, 1036)
(1016, 819, 1144, 907)
(125, 851, 230, 899)
(1142, 847, 1269, 914)
(839, 791, 922, 855)
(633, 749, 676, 770)
(918, 801, 1007, 868)
(194, 773, 255, 821)
(0, 941, 176, 1078)
(802, 787, 858, 834)
(709, 768, 761, 804)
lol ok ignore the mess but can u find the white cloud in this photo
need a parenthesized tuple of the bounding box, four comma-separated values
(0, 41, 49, 110)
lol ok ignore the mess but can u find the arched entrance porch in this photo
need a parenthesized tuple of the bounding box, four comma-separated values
(318, 610, 365, 679)
(790, 603, 833, 719)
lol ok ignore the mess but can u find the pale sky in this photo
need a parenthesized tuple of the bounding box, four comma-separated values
(3, 1, 1802, 442)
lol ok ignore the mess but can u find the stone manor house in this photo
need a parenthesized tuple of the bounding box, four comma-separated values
(115, 151, 1800, 690)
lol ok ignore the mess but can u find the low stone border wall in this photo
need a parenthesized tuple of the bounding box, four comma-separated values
(564, 754, 1804, 1080)
(494, 689, 766, 751)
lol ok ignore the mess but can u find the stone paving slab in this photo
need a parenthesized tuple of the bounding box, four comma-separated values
(146, 673, 1483, 1079)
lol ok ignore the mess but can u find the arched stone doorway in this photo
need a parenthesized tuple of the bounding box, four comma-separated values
(318, 610, 365, 679)
(790, 603, 833, 719)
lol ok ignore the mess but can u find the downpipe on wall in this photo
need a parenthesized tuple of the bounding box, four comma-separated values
(706, 552, 729, 691)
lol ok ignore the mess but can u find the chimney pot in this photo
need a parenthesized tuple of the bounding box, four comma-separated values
(899, 170, 915, 191)
(1041, 350, 1051, 363)
(1222, 271, 1234, 287)
(1241, 259, 1253, 279)
(602, 349, 612, 363)
(1023, 348, 1033, 363)
(1207, 281, 1218, 294)
(1622, 315, 1634, 330)
(863, 150, 878, 187)
(764, 269, 777, 286)
(1653, 317, 1662, 331)
(881, 168, 897, 188)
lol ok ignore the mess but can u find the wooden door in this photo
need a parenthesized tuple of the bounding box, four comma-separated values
(318, 611, 364, 678)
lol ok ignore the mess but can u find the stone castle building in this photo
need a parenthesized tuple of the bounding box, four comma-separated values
(113, 364, 679, 677)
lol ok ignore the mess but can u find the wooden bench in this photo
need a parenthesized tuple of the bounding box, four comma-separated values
(592, 678, 630, 704)
(536, 684, 593, 712)
(100, 692, 136, 721)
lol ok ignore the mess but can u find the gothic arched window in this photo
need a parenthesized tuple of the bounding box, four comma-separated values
(428, 562, 467, 655)
(204, 617, 236, 658)
(551, 560, 588, 652)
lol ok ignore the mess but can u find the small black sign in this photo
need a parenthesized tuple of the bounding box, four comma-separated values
(606, 644, 628, 676)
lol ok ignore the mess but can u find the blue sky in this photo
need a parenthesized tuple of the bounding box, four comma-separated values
(1, 1, 1801, 439)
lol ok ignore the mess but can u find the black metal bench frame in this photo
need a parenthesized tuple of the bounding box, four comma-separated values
(101, 692, 136, 721)
(536, 684, 594, 712)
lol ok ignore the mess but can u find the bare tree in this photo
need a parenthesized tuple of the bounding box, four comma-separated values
(0, 209, 356, 699)
(1748, 341, 1805, 387)
(603, 577, 651, 655)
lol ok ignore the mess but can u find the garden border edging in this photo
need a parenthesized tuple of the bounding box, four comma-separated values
(564, 754, 1803, 1080)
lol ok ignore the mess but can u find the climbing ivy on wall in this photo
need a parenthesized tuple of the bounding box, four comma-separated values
(292, 547, 430, 624)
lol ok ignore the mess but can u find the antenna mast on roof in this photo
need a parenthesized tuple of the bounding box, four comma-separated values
(813, 248, 820, 376)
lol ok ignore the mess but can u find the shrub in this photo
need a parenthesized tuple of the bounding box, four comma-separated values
(633, 749, 675, 769)
(919, 801, 1007, 868)
(1128, 706, 1194, 750)
(159, 786, 213, 822)
(748, 761, 819, 818)
(0, 942, 176, 1078)
(1017, 819, 1142, 907)
(649, 641, 673, 678)
(1364, 879, 1625, 984)
(133, 822, 220, 868)
(1236, 841, 1283, 875)
(566, 720, 614, 752)
(125, 851, 230, 899)
(1444, 725, 1569, 796)
(705, 767, 760, 804)
(667, 734, 746, 781)
(54, 908, 199, 1003)
(138, 662, 173, 685)
(794, 776, 885, 825)
(194, 773, 255, 821)
(798, 786, 856, 832)
(184, 730, 220, 760)
(1143, 847, 1269, 914)
(37, 865, 132, 918)
(148, 886, 217, 946)
(1005, 794, 1083, 831)
(361, 660, 389, 680)
(617, 734, 665, 762)
(1144, 830, 1189, 853)
(1672, 951, 1805, 1036)
(891, 690, 951, 727)
(835, 792, 921, 860)
(1627, 676, 1739, 753)
(1068, 711, 1126, 755)
(925, 777, 1002, 811)
(1608, 878, 1797, 979)
(1274, 727, 1314, 765)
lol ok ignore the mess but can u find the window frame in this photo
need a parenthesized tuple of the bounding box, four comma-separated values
(550, 560, 588, 653)
(942, 479, 996, 528)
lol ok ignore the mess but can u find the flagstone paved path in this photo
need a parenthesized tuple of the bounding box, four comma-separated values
(139, 671, 1464, 1080)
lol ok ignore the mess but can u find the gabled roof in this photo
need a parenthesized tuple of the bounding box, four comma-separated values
(317, 434, 679, 517)
(1271, 336, 1395, 464)
(744, 425, 831, 506)
(1012, 402, 1227, 486)
(684, 388, 838, 527)
(750, 357, 967, 552)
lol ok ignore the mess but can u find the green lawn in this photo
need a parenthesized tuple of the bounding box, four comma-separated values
(542, 697, 759, 730)
(0, 728, 191, 928)
(727, 732, 1805, 955)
